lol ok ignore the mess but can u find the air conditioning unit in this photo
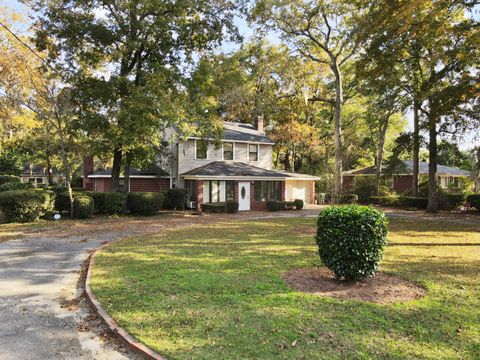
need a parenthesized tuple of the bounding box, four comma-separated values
(187, 201, 196, 210)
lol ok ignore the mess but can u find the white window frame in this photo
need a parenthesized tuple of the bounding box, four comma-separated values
(222, 142, 235, 161)
(248, 143, 259, 162)
(194, 139, 209, 160)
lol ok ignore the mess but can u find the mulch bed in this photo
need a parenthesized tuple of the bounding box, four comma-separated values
(282, 267, 426, 304)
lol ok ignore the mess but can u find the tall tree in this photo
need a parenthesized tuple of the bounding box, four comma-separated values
(26, 0, 239, 192)
(251, 0, 363, 201)
(358, 0, 479, 211)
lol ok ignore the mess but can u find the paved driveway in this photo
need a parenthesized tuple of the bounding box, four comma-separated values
(0, 210, 322, 359)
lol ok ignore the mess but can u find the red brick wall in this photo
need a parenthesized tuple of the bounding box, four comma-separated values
(394, 175, 413, 194)
(83, 157, 94, 190)
(93, 178, 111, 192)
(130, 178, 170, 192)
(343, 176, 355, 192)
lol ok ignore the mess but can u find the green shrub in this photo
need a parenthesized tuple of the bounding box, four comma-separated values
(84, 191, 107, 214)
(316, 205, 388, 281)
(354, 176, 377, 203)
(398, 196, 428, 209)
(55, 191, 72, 213)
(128, 192, 164, 216)
(266, 200, 296, 211)
(438, 192, 466, 211)
(339, 194, 358, 204)
(73, 196, 94, 219)
(71, 175, 83, 188)
(50, 185, 67, 195)
(164, 189, 189, 210)
(467, 194, 480, 211)
(226, 201, 239, 213)
(369, 195, 400, 207)
(104, 192, 126, 215)
(294, 199, 304, 210)
(0, 190, 55, 223)
(0, 175, 24, 192)
(202, 203, 226, 213)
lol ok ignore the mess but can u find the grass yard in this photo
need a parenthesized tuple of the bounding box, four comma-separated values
(90, 217, 480, 359)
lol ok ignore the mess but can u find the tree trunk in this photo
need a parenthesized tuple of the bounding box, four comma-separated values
(46, 153, 54, 186)
(111, 149, 122, 192)
(427, 113, 438, 213)
(123, 151, 132, 194)
(376, 117, 389, 195)
(332, 62, 343, 203)
(412, 100, 420, 196)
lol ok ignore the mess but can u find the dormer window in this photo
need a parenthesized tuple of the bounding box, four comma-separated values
(195, 140, 208, 160)
(223, 142, 234, 160)
(248, 144, 258, 162)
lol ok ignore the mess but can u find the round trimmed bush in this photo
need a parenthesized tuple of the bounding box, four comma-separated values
(55, 191, 72, 213)
(128, 192, 164, 216)
(83, 191, 107, 214)
(104, 192, 126, 215)
(0, 175, 24, 192)
(164, 189, 189, 210)
(0, 190, 55, 223)
(316, 205, 388, 281)
(73, 196, 94, 219)
(294, 199, 304, 210)
(226, 201, 239, 213)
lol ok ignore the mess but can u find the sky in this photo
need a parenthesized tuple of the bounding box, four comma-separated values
(3, 0, 479, 151)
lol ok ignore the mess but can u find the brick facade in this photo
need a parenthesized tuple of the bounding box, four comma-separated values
(91, 178, 169, 193)
(83, 157, 94, 190)
(130, 178, 170, 192)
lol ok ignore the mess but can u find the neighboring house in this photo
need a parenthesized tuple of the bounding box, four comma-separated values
(20, 163, 64, 187)
(83, 118, 320, 211)
(344, 160, 471, 193)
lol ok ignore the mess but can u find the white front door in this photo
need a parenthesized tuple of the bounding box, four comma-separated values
(238, 182, 251, 211)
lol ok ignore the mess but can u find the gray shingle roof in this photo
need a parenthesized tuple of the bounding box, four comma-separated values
(345, 160, 470, 176)
(182, 161, 290, 178)
(190, 121, 274, 144)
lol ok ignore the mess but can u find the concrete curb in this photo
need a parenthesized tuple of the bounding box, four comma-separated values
(85, 244, 167, 360)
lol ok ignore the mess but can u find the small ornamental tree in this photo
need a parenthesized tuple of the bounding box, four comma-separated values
(316, 205, 388, 281)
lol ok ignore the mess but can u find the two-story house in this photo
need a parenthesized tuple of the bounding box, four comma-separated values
(83, 118, 319, 211)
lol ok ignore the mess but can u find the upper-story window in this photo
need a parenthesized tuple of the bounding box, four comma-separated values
(195, 140, 208, 160)
(248, 144, 259, 162)
(223, 142, 234, 160)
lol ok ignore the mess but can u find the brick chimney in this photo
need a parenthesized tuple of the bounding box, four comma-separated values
(83, 156, 94, 190)
(254, 115, 264, 133)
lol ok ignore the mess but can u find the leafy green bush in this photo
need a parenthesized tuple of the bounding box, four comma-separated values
(467, 194, 480, 211)
(0, 175, 24, 192)
(73, 196, 94, 219)
(128, 192, 164, 216)
(266, 200, 296, 211)
(164, 189, 189, 210)
(398, 196, 428, 209)
(55, 191, 72, 213)
(294, 199, 304, 210)
(226, 201, 239, 213)
(339, 194, 358, 204)
(50, 185, 67, 195)
(369, 195, 400, 206)
(84, 191, 107, 214)
(0, 190, 55, 223)
(354, 176, 377, 203)
(202, 203, 226, 213)
(316, 205, 388, 281)
(104, 192, 125, 215)
(438, 193, 465, 211)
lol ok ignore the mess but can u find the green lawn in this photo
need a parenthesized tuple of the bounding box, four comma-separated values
(90, 217, 480, 359)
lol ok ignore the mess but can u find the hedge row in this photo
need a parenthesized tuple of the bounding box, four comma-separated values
(0, 175, 24, 192)
(0, 190, 55, 223)
(370, 193, 466, 210)
(466, 194, 480, 211)
(369, 195, 428, 209)
(266, 199, 304, 211)
(202, 201, 239, 213)
(128, 192, 164, 215)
